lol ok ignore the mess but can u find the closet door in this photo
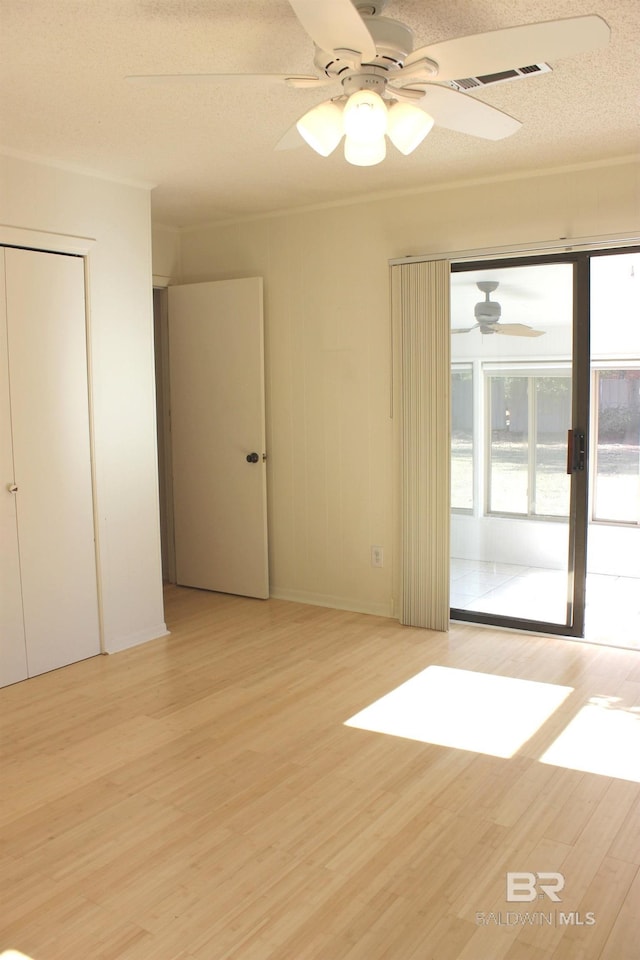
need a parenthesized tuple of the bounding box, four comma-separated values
(0, 252, 28, 685)
(4, 247, 100, 677)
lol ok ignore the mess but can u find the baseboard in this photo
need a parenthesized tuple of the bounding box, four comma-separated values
(269, 587, 394, 620)
(103, 621, 170, 655)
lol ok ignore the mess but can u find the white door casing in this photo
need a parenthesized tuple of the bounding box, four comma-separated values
(168, 277, 269, 599)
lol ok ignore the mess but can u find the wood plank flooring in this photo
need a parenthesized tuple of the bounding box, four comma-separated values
(1, 584, 639, 960)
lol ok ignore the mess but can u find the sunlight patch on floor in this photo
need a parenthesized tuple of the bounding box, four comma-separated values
(540, 695, 640, 782)
(345, 665, 573, 759)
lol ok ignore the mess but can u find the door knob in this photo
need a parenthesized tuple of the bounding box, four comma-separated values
(7, 483, 18, 493)
(246, 452, 259, 463)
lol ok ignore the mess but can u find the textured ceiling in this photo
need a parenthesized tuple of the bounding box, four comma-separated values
(0, 0, 638, 227)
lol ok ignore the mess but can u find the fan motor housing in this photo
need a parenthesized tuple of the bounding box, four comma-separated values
(363, 16, 414, 66)
(314, 15, 414, 77)
(475, 301, 501, 322)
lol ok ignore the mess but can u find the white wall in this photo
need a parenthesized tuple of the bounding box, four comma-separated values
(157, 158, 640, 618)
(1, 154, 167, 652)
(152, 223, 181, 285)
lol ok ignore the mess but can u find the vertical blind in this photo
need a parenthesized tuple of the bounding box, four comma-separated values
(391, 259, 451, 631)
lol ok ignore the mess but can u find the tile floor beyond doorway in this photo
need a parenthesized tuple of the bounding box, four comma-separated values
(451, 558, 640, 650)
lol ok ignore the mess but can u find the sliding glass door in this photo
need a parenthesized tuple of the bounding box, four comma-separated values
(585, 250, 640, 647)
(449, 255, 589, 636)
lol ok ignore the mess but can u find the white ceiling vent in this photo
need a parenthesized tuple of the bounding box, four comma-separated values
(448, 63, 552, 92)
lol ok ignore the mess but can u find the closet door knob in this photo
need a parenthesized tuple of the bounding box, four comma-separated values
(7, 483, 18, 493)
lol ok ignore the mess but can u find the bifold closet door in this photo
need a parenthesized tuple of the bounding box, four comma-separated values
(3, 246, 100, 680)
(0, 253, 28, 685)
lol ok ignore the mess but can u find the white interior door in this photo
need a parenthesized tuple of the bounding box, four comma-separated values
(0, 251, 28, 685)
(5, 247, 101, 677)
(168, 277, 269, 599)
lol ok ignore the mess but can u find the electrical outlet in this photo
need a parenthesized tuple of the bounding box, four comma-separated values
(371, 545, 383, 568)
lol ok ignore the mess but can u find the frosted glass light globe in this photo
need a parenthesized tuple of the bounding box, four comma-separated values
(344, 135, 387, 166)
(387, 101, 434, 155)
(296, 100, 345, 156)
(343, 90, 388, 144)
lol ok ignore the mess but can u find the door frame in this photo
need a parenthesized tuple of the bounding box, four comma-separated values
(152, 285, 177, 583)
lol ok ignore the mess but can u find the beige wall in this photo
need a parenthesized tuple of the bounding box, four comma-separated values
(2, 153, 167, 652)
(155, 158, 640, 618)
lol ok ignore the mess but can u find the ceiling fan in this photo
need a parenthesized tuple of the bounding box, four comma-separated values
(128, 0, 610, 166)
(452, 281, 546, 337)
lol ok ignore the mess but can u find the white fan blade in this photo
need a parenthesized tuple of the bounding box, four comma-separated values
(288, 0, 376, 59)
(126, 73, 329, 87)
(451, 326, 477, 334)
(494, 323, 545, 337)
(406, 85, 521, 140)
(405, 16, 610, 82)
(285, 76, 337, 89)
(275, 122, 305, 151)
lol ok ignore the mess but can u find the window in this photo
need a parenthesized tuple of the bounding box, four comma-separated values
(486, 369, 571, 518)
(534, 377, 572, 517)
(592, 368, 640, 524)
(488, 374, 529, 514)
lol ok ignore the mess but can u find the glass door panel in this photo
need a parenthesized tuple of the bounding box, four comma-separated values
(593, 369, 640, 523)
(450, 259, 584, 633)
(585, 250, 640, 648)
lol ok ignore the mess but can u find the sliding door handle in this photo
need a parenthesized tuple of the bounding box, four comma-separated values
(567, 429, 585, 474)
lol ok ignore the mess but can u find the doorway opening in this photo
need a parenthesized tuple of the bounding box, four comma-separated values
(450, 247, 640, 650)
(152, 278, 269, 600)
(153, 286, 176, 584)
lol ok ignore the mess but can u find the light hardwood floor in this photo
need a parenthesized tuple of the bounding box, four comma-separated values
(1, 584, 639, 960)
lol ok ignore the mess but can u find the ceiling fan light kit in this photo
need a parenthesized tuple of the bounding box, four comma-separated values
(129, 0, 610, 169)
(297, 78, 436, 164)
